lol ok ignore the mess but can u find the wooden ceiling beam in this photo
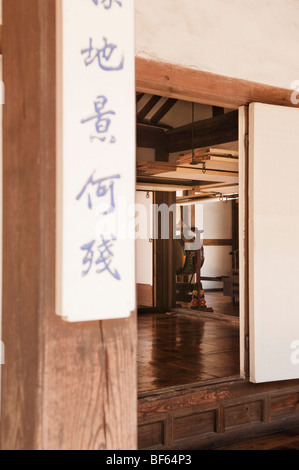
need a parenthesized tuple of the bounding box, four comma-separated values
(165, 110, 238, 153)
(136, 57, 299, 110)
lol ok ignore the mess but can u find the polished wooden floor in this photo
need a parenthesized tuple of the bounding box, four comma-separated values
(138, 291, 239, 394)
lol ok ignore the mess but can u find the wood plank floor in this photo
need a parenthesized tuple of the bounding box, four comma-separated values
(138, 292, 239, 394)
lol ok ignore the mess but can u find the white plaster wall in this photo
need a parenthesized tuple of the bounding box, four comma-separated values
(135, 0, 299, 89)
(201, 201, 232, 240)
(199, 201, 233, 290)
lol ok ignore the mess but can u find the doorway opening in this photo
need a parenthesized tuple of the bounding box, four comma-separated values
(136, 94, 243, 395)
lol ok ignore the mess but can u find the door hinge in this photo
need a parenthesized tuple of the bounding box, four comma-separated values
(245, 335, 249, 350)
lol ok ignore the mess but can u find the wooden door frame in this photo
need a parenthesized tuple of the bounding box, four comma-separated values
(136, 61, 299, 451)
(135, 57, 298, 383)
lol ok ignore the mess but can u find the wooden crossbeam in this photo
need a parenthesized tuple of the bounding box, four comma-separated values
(166, 110, 239, 153)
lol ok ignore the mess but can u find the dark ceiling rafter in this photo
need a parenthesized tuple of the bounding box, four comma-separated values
(137, 95, 161, 122)
(137, 94, 178, 130)
(150, 98, 177, 124)
(136, 93, 145, 103)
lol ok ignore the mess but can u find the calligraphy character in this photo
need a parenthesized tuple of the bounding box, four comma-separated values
(92, 0, 122, 8)
(76, 172, 121, 215)
(95, 235, 121, 280)
(81, 96, 115, 140)
(81, 240, 95, 276)
(81, 37, 124, 71)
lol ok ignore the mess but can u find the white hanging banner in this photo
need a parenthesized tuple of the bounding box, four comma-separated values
(56, 0, 136, 322)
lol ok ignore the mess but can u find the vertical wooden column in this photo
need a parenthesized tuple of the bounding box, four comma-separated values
(154, 192, 176, 311)
(0, 0, 137, 450)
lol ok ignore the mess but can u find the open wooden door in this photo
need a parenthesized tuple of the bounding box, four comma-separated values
(249, 102, 299, 383)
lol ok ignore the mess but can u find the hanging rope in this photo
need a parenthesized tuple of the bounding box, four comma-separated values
(191, 102, 195, 165)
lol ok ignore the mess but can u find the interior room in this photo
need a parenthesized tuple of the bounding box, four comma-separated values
(136, 93, 241, 395)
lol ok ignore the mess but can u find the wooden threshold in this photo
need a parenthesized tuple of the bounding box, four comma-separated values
(138, 378, 299, 450)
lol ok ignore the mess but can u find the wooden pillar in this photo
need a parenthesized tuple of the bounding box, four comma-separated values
(154, 192, 176, 311)
(0, 0, 137, 450)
